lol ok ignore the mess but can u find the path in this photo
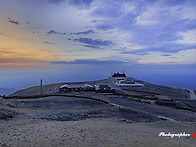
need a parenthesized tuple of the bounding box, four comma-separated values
(189, 90, 196, 100)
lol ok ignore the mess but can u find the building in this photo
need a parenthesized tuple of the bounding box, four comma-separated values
(95, 85, 114, 92)
(59, 84, 94, 92)
(111, 72, 127, 83)
(112, 72, 126, 78)
(116, 80, 144, 88)
(111, 72, 144, 89)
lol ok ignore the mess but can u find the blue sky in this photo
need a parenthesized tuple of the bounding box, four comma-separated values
(0, 0, 196, 90)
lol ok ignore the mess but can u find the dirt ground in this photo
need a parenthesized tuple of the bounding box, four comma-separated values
(0, 96, 196, 147)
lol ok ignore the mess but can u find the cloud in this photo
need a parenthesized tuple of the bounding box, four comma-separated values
(91, 4, 122, 18)
(120, 51, 149, 55)
(175, 29, 196, 45)
(8, 19, 20, 25)
(74, 38, 113, 49)
(47, 30, 66, 35)
(184, 20, 196, 30)
(2, 0, 196, 66)
(178, 0, 196, 20)
(51, 59, 126, 65)
(48, 0, 64, 4)
(71, 29, 95, 35)
(48, 30, 60, 35)
(96, 24, 113, 31)
(163, 0, 186, 6)
(43, 41, 55, 45)
(120, 43, 196, 56)
(69, 0, 93, 8)
(162, 54, 172, 56)
(134, 5, 160, 26)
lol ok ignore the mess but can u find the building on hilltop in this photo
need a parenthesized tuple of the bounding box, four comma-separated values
(111, 72, 127, 82)
(111, 72, 126, 78)
(59, 84, 94, 92)
(95, 84, 115, 93)
(116, 80, 144, 88)
(111, 71, 144, 88)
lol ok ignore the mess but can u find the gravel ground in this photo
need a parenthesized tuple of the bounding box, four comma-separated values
(1, 95, 196, 146)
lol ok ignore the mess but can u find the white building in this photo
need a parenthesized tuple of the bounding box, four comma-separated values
(111, 72, 144, 89)
(59, 84, 94, 92)
(116, 80, 144, 88)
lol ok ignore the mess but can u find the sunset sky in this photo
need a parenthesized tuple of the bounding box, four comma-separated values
(0, 0, 196, 90)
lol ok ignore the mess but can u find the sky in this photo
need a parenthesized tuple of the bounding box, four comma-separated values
(0, 0, 196, 91)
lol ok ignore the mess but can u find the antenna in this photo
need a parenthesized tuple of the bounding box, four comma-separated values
(40, 79, 43, 95)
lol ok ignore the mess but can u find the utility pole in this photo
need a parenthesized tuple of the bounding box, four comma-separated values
(40, 79, 43, 95)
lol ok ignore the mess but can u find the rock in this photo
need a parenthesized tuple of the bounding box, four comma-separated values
(0, 109, 17, 120)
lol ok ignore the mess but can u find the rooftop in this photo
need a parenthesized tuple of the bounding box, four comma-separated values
(112, 72, 126, 77)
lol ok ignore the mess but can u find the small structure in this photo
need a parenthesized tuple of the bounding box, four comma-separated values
(83, 84, 94, 91)
(111, 72, 127, 81)
(116, 80, 144, 88)
(112, 72, 126, 78)
(40, 79, 43, 95)
(95, 85, 113, 92)
(111, 72, 144, 88)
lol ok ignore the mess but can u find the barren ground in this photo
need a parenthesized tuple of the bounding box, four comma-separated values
(1, 95, 196, 147)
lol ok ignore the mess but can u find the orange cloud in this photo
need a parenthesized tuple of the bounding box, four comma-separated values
(0, 22, 58, 67)
(0, 62, 31, 67)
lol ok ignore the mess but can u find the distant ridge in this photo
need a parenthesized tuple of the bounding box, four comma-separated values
(0, 88, 17, 96)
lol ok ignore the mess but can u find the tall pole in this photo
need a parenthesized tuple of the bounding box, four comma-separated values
(40, 79, 43, 95)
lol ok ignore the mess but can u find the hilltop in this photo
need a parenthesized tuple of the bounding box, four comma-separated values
(7, 76, 196, 113)
(10, 77, 194, 100)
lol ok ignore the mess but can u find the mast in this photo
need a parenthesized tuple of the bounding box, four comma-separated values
(40, 79, 43, 95)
